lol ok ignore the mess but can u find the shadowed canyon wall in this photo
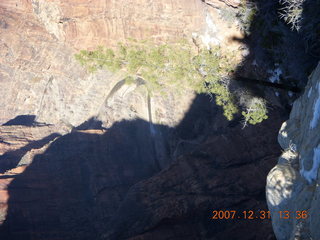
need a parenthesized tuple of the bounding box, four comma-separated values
(0, 94, 288, 240)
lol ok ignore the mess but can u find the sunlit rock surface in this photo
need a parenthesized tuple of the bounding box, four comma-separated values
(0, 0, 243, 50)
(0, 0, 244, 128)
(267, 63, 320, 240)
(0, 5, 193, 128)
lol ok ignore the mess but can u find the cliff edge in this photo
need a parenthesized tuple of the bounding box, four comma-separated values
(267, 62, 320, 240)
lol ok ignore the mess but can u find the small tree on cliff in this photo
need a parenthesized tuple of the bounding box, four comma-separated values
(75, 39, 267, 125)
(242, 98, 268, 127)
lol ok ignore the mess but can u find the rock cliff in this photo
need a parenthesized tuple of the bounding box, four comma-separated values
(0, 0, 244, 127)
(267, 63, 320, 240)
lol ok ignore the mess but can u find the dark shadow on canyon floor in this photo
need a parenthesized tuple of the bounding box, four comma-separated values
(0, 93, 288, 240)
(0, 133, 61, 174)
(2, 115, 44, 127)
(75, 117, 106, 130)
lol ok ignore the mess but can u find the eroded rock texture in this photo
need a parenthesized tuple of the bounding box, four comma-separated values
(0, 0, 246, 126)
(267, 63, 320, 240)
(1, 0, 205, 127)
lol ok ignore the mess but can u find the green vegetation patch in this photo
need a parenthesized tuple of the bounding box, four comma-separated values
(242, 98, 268, 126)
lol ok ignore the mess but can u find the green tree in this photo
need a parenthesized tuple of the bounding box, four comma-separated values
(242, 98, 268, 127)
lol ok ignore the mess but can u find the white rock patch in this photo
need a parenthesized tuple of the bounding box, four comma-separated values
(310, 83, 320, 129)
(300, 147, 320, 184)
(199, 13, 220, 49)
(268, 66, 282, 83)
(308, 87, 312, 98)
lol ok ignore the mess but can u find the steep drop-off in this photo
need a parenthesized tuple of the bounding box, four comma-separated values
(267, 63, 320, 240)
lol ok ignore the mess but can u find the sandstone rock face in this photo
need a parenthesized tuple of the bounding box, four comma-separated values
(0, 0, 243, 51)
(0, 6, 193, 129)
(32, 0, 206, 49)
(266, 63, 320, 240)
(0, 0, 243, 129)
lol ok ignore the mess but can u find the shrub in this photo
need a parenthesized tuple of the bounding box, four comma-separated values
(278, 0, 305, 31)
(237, 1, 258, 34)
(242, 97, 268, 126)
